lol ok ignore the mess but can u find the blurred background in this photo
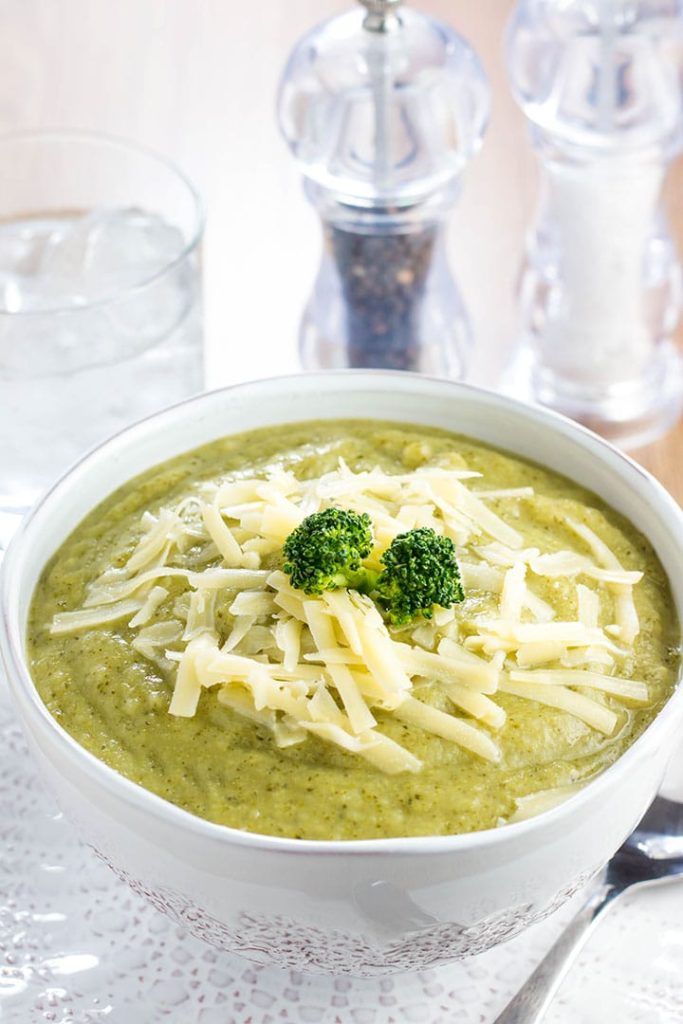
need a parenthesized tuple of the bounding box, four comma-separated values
(0, 0, 681, 474)
(0, 1, 532, 387)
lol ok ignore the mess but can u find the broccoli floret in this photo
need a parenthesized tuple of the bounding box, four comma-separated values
(374, 527, 464, 626)
(282, 507, 374, 595)
(282, 514, 465, 624)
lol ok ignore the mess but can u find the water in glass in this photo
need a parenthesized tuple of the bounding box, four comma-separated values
(0, 208, 202, 541)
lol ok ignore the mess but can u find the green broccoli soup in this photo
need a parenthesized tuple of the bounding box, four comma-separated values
(28, 420, 679, 840)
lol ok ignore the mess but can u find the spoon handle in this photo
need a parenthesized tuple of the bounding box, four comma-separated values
(492, 883, 619, 1024)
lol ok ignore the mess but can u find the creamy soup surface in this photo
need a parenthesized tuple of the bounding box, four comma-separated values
(28, 421, 679, 840)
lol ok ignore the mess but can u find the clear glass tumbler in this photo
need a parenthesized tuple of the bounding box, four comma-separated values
(0, 130, 204, 546)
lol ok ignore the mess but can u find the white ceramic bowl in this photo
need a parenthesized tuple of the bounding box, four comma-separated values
(2, 372, 683, 977)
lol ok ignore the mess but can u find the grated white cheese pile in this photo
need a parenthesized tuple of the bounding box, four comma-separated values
(50, 460, 648, 774)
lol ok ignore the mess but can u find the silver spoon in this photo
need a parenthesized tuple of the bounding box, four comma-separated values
(493, 795, 683, 1024)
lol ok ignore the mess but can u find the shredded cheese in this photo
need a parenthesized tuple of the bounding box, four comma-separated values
(565, 518, 640, 644)
(49, 456, 651, 775)
(394, 696, 501, 762)
(499, 562, 527, 621)
(499, 676, 618, 734)
(275, 616, 302, 672)
(509, 668, 648, 703)
(128, 585, 169, 628)
(201, 502, 245, 566)
(508, 781, 586, 822)
(50, 598, 144, 635)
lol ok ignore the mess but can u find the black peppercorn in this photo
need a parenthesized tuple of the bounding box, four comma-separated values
(329, 222, 437, 371)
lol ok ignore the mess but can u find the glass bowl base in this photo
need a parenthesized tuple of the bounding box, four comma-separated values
(501, 340, 683, 451)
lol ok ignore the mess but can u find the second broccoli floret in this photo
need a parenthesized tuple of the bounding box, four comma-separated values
(282, 507, 374, 595)
(375, 526, 464, 626)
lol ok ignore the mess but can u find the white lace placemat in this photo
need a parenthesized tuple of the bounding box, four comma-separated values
(2, 683, 683, 1024)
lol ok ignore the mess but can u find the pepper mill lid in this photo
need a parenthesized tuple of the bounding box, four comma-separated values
(277, 0, 489, 207)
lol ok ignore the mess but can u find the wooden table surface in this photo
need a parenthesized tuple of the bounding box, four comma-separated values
(0, 0, 680, 500)
(635, 418, 683, 503)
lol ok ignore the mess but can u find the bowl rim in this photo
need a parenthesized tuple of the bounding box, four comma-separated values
(3, 369, 683, 856)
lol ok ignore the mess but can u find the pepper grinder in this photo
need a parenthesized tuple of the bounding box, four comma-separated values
(507, 0, 683, 448)
(277, 0, 489, 375)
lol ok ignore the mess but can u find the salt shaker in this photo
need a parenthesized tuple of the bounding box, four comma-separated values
(507, 0, 683, 448)
(277, 0, 489, 375)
